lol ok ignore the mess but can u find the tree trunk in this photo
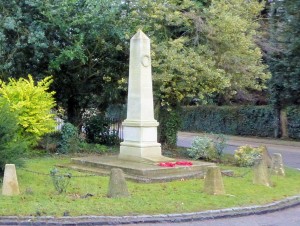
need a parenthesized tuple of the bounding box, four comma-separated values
(273, 105, 281, 138)
(67, 97, 82, 126)
(280, 109, 288, 138)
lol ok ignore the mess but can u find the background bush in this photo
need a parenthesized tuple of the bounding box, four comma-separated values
(84, 113, 121, 146)
(38, 132, 61, 153)
(57, 123, 81, 154)
(0, 101, 28, 174)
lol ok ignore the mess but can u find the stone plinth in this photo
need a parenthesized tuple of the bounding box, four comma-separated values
(119, 30, 171, 162)
(68, 155, 215, 183)
(2, 164, 20, 196)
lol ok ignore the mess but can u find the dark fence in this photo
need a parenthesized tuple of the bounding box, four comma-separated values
(108, 117, 124, 141)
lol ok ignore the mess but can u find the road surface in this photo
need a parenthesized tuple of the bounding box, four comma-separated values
(177, 132, 300, 169)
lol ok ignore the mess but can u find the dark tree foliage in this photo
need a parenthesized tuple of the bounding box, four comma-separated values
(268, 0, 300, 137)
(0, 0, 128, 125)
(0, 1, 49, 80)
(1, 0, 269, 146)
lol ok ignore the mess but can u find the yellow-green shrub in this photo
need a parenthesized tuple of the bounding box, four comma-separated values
(234, 145, 263, 167)
(0, 75, 56, 147)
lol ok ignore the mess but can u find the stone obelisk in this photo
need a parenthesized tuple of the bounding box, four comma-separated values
(119, 30, 171, 162)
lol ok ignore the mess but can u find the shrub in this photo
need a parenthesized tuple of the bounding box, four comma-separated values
(187, 134, 227, 161)
(57, 123, 81, 154)
(0, 75, 56, 147)
(50, 168, 71, 194)
(234, 145, 263, 167)
(0, 100, 28, 174)
(38, 131, 62, 153)
(187, 136, 217, 161)
(84, 114, 120, 146)
(210, 133, 227, 157)
(77, 142, 108, 154)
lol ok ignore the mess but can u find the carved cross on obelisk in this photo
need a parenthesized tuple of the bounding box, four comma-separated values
(119, 30, 172, 162)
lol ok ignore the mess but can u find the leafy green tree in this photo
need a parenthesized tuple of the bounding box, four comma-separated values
(268, 0, 300, 137)
(124, 0, 269, 146)
(201, 0, 270, 102)
(0, 0, 49, 80)
(1, 0, 270, 146)
(39, 0, 128, 125)
(0, 75, 56, 146)
(122, 0, 226, 146)
(0, 0, 127, 124)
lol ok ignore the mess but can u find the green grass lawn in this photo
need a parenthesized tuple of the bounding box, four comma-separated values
(0, 155, 299, 217)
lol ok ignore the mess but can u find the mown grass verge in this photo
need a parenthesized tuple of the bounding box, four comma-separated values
(0, 155, 299, 217)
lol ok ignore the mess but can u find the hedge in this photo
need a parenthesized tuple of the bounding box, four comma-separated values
(287, 106, 300, 139)
(106, 104, 300, 140)
(180, 105, 275, 137)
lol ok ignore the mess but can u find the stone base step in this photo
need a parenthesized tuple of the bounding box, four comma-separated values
(60, 155, 215, 183)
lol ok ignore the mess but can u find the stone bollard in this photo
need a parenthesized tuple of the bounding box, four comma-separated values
(107, 168, 130, 198)
(203, 166, 225, 195)
(253, 158, 272, 187)
(2, 164, 20, 196)
(260, 146, 272, 168)
(271, 153, 285, 176)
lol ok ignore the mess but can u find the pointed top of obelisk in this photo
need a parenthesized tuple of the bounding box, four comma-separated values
(131, 29, 149, 40)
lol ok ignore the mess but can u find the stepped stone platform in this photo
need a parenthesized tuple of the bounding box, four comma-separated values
(65, 155, 215, 183)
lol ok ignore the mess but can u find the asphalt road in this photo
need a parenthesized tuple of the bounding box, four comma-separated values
(125, 205, 300, 226)
(167, 132, 300, 226)
(177, 132, 300, 169)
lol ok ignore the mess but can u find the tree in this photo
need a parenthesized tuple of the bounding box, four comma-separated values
(268, 0, 300, 137)
(0, 0, 128, 125)
(121, 0, 229, 146)
(123, 0, 269, 146)
(39, 0, 129, 125)
(201, 0, 270, 103)
(0, 75, 56, 146)
(0, 0, 49, 80)
(1, 0, 270, 146)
